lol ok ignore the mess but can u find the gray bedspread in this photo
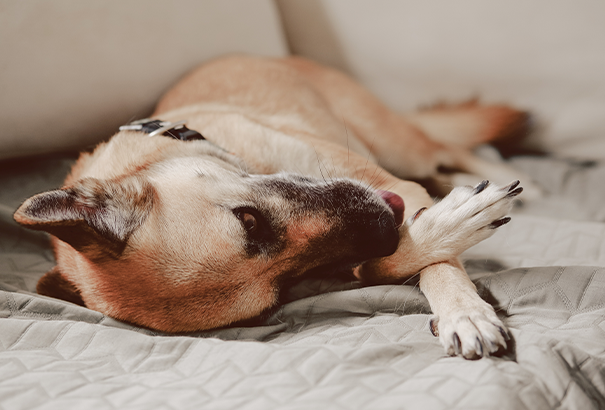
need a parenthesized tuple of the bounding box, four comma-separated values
(1, 155, 604, 409)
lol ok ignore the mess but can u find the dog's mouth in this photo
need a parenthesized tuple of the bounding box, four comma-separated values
(375, 190, 405, 228)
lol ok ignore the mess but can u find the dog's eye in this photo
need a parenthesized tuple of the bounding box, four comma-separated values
(233, 207, 279, 256)
(240, 212, 258, 233)
(234, 208, 261, 235)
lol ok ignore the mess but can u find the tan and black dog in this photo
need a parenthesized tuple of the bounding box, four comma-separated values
(14, 56, 529, 359)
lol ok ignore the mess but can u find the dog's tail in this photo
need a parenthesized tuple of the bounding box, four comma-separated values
(403, 99, 533, 158)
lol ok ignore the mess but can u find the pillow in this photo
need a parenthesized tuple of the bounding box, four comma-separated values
(0, 0, 287, 159)
(277, 0, 605, 159)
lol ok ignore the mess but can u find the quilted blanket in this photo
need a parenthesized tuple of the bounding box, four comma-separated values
(1, 155, 604, 410)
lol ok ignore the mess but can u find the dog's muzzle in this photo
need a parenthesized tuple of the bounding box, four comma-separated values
(344, 199, 401, 262)
(289, 179, 402, 263)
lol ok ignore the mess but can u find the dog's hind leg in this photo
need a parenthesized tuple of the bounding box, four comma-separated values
(283, 57, 538, 195)
(281, 57, 451, 179)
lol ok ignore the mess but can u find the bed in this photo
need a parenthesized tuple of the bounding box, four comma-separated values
(2, 1, 604, 409)
(1, 153, 605, 409)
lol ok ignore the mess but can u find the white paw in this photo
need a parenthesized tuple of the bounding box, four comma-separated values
(430, 304, 509, 359)
(407, 180, 522, 259)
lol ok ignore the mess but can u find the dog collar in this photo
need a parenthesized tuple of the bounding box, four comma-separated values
(119, 119, 206, 141)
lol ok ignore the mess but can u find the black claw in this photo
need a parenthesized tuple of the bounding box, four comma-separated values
(474, 180, 490, 194)
(453, 333, 461, 355)
(414, 207, 427, 220)
(476, 337, 484, 357)
(429, 318, 439, 337)
(499, 326, 511, 341)
(489, 217, 511, 229)
(507, 180, 520, 192)
(406, 207, 428, 227)
(506, 187, 523, 198)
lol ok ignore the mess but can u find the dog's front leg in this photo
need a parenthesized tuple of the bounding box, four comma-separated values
(419, 259, 508, 359)
(359, 180, 521, 358)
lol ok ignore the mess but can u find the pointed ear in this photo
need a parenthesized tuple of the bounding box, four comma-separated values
(14, 177, 154, 256)
(37, 267, 85, 306)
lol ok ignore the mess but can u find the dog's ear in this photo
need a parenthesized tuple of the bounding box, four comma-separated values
(14, 177, 154, 256)
(37, 267, 85, 306)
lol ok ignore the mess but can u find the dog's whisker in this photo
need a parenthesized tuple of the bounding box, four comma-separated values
(312, 145, 328, 183)
(368, 164, 389, 190)
(359, 159, 369, 185)
(400, 280, 421, 314)
(400, 271, 421, 287)
(366, 164, 379, 187)
(329, 155, 340, 180)
(382, 180, 400, 195)
(390, 272, 421, 314)
(327, 155, 335, 180)
(342, 116, 351, 173)
(361, 131, 379, 184)
(359, 140, 376, 186)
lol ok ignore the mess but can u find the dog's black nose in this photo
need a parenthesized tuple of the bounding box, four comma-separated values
(307, 179, 402, 262)
(347, 209, 400, 261)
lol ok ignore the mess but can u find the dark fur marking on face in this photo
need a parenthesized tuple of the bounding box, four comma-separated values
(250, 176, 399, 265)
(258, 178, 381, 215)
(257, 178, 397, 239)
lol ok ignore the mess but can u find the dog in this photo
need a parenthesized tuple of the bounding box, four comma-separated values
(14, 55, 529, 359)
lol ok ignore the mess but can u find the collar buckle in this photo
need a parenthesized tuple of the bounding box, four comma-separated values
(119, 118, 206, 141)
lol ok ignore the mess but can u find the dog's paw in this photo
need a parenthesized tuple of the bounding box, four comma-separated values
(407, 180, 522, 258)
(429, 306, 509, 359)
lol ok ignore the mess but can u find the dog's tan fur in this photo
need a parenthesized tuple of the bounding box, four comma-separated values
(14, 56, 529, 358)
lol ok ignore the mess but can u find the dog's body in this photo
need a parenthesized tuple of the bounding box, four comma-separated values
(15, 56, 528, 359)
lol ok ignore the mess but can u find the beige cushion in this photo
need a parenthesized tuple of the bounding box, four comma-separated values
(277, 0, 605, 159)
(0, 0, 287, 159)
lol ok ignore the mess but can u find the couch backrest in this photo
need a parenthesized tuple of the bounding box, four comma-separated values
(277, 0, 605, 159)
(0, 0, 287, 159)
(4, 1, 605, 160)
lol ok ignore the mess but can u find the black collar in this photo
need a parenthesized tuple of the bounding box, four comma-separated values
(119, 119, 206, 141)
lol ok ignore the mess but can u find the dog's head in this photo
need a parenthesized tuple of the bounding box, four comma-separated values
(14, 136, 402, 333)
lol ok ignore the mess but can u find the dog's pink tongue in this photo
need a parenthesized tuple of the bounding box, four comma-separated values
(376, 190, 405, 227)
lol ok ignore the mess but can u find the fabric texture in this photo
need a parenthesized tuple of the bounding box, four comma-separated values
(1, 155, 605, 409)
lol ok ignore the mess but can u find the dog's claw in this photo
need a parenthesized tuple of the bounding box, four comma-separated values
(429, 317, 439, 337)
(474, 180, 490, 194)
(488, 217, 511, 229)
(405, 207, 428, 227)
(453, 333, 462, 356)
(433, 310, 508, 358)
(476, 337, 484, 357)
(505, 180, 520, 192)
(506, 187, 523, 198)
(499, 326, 511, 341)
